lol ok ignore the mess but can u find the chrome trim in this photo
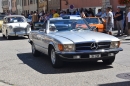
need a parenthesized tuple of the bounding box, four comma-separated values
(56, 48, 123, 55)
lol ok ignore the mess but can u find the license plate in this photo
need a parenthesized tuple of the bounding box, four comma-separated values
(89, 54, 101, 58)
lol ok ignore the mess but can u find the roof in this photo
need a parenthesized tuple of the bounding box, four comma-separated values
(5, 15, 25, 17)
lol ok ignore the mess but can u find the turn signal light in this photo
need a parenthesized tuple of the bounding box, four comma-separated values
(58, 44, 64, 51)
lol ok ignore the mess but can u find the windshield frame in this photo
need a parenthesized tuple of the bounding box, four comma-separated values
(6, 17, 26, 23)
(48, 19, 91, 33)
(84, 18, 100, 24)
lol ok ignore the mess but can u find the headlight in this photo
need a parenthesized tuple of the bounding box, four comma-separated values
(110, 41, 120, 48)
(9, 26, 13, 29)
(27, 25, 31, 28)
(58, 44, 75, 52)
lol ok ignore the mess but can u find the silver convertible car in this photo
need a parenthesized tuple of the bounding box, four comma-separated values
(28, 16, 123, 68)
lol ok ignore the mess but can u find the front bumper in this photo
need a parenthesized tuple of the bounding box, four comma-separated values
(8, 32, 30, 36)
(56, 48, 123, 61)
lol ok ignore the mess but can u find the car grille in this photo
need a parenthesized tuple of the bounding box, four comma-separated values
(13, 27, 27, 32)
(75, 42, 111, 51)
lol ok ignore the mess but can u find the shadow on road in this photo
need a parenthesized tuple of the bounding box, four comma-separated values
(98, 81, 130, 86)
(0, 36, 28, 41)
(17, 53, 113, 74)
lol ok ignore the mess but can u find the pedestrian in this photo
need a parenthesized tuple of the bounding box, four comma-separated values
(32, 11, 39, 29)
(96, 9, 102, 17)
(114, 7, 123, 36)
(88, 8, 95, 17)
(80, 11, 86, 18)
(53, 11, 59, 18)
(106, 7, 114, 35)
(126, 7, 130, 36)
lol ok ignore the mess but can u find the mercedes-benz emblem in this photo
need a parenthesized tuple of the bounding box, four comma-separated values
(91, 42, 98, 50)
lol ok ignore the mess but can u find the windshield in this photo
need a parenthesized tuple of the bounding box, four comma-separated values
(0, 16, 4, 20)
(7, 17, 26, 23)
(85, 18, 99, 24)
(49, 19, 89, 32)
(33, 22, 44, 30)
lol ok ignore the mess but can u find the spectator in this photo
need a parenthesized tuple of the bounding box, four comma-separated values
(76, 9, 80, 15)
(96, 9, 102, 17)
(88, 8, 95, 17)
(53, 11, 59, 18)
(106, 7, 114, 35)
(123, 12, 126, 34)
(115, 7, 123, 36)
(101, 10, 107, 19)
(32, 11, 39, 29)
(126, 7, 130, 36)
(80, 12, 86, 18)
(39, 14, 44, 22)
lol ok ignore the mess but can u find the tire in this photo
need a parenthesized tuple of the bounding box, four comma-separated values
(50, 47, 63, 68)
(32, 43, 41, 57)
(95, 28, 98, 32)
(2, 34, 5, 38)
(6, 31, 11, 40)
(102, 56, 115, 65)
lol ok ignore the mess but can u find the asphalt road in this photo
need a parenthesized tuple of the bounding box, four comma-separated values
(0, 33, 130, 86)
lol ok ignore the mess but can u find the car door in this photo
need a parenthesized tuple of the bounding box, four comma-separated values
(36, 21, 48, 54)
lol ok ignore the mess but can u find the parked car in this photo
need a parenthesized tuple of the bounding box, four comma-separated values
(84, 17, 106, 32)
(28, 16, 123, 68)
(2, 15, 31, 39)
(0, 15, 5, 32)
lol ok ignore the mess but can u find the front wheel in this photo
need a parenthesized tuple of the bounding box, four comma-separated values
(6, 31, 11, 40)
(102, 56, 115, 65)
(50, 47, 63, 68)
(32, 43, 41, 57)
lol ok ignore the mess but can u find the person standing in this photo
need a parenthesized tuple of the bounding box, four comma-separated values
(106, 7, 114, 35)
(96, 9, 102, 17)
(32, 11, 39, 29)
(126, 7, 130, 36)
(115, 7, 123, 36)
(53, 11, 59, 18)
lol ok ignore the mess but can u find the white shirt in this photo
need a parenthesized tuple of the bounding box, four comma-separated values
(106, 11, 114, 24)
(127, 12, 130, 22)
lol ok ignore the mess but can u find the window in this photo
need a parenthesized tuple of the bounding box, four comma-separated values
(24, 0, 26, 6)
(30, 0, 33, 4)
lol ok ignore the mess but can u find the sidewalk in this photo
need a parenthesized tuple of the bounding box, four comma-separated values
(112, 30, 130, 42)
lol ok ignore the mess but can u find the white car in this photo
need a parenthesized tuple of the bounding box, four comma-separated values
(2, 15, 31, 39)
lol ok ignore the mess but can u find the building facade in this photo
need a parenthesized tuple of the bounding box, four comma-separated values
(61, 0, 126, 13)
(0, 0, 3, 13)
(38, 0, 47, 12)
(16, 0, 23, 15)
(22, 0, 29, 16)
(29, 0, 37, 13)
(2, 0, 9, 13)
(11, 0, 17, 14)
(48, 0, 61, 12)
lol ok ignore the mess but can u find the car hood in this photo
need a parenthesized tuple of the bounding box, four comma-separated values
(50, 30, 119, 43)
(7, 22, 28, 28)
